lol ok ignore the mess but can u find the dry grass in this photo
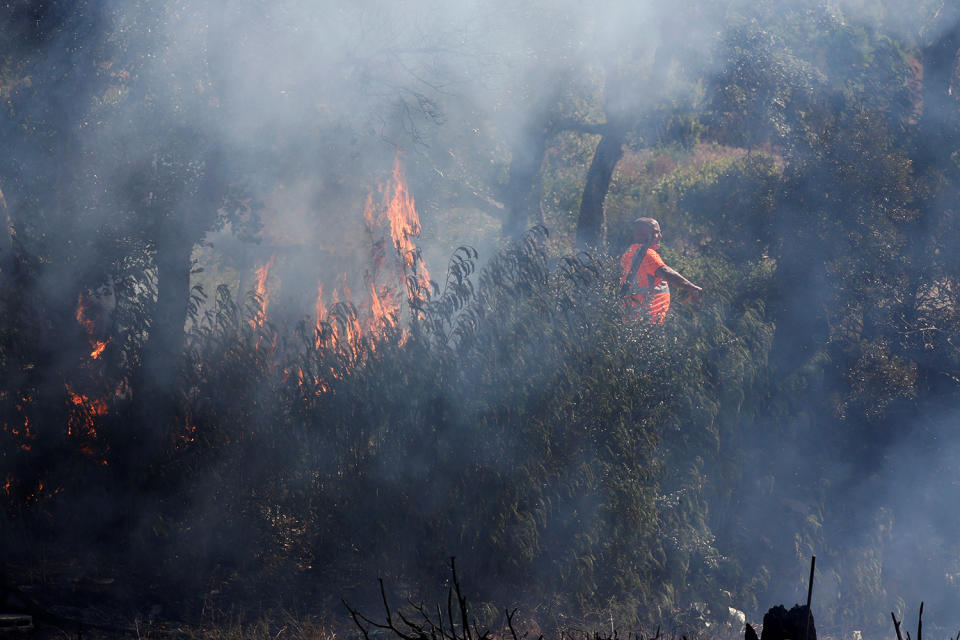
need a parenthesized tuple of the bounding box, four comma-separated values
(25, 612, 341, 640)
(162, 612, 338, 640)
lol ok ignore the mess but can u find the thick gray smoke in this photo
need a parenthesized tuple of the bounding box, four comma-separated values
(4, 0, 960, 635)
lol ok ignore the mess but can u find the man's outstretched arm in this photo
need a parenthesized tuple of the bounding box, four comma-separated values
(656, 265, 703, 302)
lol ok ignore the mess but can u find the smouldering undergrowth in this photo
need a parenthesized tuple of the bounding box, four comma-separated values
(2, 227, 739, 632)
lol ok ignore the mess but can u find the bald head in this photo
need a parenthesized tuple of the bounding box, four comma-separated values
(631, 217, 661, 247)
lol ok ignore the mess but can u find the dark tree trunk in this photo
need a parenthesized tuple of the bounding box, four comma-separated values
(575, 123, 625, 249)
(128, 221, 193, 462)
(574, 39, 671, 251)
(147, 234, 193, 392)
(759, 605, 816, 640)
(129, 148, 224, 460)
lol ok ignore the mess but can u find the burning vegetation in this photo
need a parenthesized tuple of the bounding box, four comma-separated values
(2, 154, 434, 501)
(1, 153, 693, 632)
(6, 1, 960, 639)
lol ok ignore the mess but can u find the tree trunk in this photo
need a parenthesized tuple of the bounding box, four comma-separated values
(574, 38, 671, 251)
(575, 123, 625, 249)
(129, 147, 223, 461)
(129, 220, 194, 459)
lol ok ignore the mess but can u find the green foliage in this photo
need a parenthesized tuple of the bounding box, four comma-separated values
(656, 151, 781, 264)
(1, 227, 720, 628)
(540, 132, 601, 247)
(7, 2, 960, 638)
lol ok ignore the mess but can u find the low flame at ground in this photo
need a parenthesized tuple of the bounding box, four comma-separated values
(76, 294, 110, 359)
(8, 394, 36, 451)
(66, 385, 109, 466)
(67, 386, 107, 436)
(90, 340, 108, 359)
(177, 413, 198, 449)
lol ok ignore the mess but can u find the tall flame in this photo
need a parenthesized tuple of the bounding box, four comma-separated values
(299, 153, 431, 399)
(384, 156, 431, 291)
(251, 254, 277, 329)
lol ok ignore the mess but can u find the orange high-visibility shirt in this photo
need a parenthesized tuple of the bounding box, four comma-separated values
(620, 244, 670, 324)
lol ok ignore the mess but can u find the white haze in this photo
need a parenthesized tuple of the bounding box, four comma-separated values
(13, 0, 958, 633)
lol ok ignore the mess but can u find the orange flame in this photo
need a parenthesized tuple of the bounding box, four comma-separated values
(299, 153, 431, 399)
(311, 281, 365, 377)
(386, 160, 420, 265)
(176, 414, 198, 449)
(76, 294, 110, 359)
(66, 385, 108, 442)
(314, 282, 327, 348)
(365, 156, 431, 297)
(387, 157, 431, 291)
(75, 293, 96, 335)
(368, 281, 398, 332)
(114, 379, 131, 399)
(251, 254, 277, 329)
(10, 395, 36, 450)
(23, 480, 56, 505)
(90, 340, 108, 359)
(358, 155, 431, 331)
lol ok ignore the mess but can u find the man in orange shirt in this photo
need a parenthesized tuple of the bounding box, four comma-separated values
(620, 217, 702, 323)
